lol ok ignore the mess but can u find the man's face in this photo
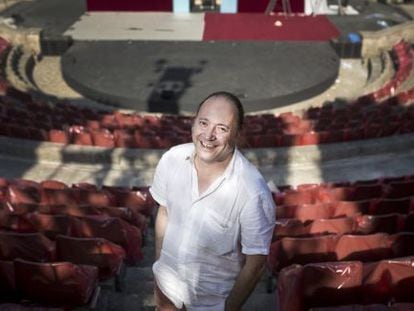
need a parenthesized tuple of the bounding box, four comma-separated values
(192, 96, 238, 165)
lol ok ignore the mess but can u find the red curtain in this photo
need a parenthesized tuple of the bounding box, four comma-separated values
(238, 0, 304, 13)
(87, 0, 173, 12)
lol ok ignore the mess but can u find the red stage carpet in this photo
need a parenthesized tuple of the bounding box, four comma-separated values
(203, 13, 340, 41)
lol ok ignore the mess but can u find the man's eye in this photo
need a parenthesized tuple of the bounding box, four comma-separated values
(199, 120, 207, 127)
(218, 127, 228, 133)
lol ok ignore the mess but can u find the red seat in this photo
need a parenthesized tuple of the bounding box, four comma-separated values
(40, 188, 77, 206)
(387, 180, 414, 199)
(72, 131, 93, 146)
(362, 258, 414, 305)
(37, 204, 102, 218)
(355, 214, 402, 235)
(0, 260, 15, 297)
(335, 233, 391, 262)
(268, 235, 338, 273)
(26, 213, 73, 240)
(133, 131, 156, 148)
(295, 203, 334, 221)
(75, 189, 115, 207)
(91, 128, 115, 148)
(309, 217, 355, 235)
(0, 232, 55, 261)
(71, 216, 143, 264)
(280, 189, 317, 206)
(56, 235, 126, 281)
(351, 184, 384, 201)
(369, 197, 411, 215)
(274, 219, 308, 239)
(104, 186, 155, 217)
(390, 232, 414, 258)
(277, 261, 363, 311)
(114, 129, 137, 148)
(0, 213, 37, 233)
(404, 213, 414, 232)
(333, 200, 370, 217)
(276, 203, 333, 221)
(317, 187, 354, 203)
(308, 305, 390, 310)
(40, 180, 68, 190)
(6, 184, 40, 205)
(48, 129, 70, 144)
(14, 258, 98, 307)
(96, 206, 146, 231)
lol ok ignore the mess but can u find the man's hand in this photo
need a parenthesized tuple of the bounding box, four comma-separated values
(155, 205, 168, 260)
(225, 254, 267, 311)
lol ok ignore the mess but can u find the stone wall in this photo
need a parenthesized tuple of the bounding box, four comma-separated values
(361, 21, 414, 58)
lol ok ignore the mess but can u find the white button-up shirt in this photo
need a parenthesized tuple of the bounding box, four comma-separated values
(150, 143, 275, 310)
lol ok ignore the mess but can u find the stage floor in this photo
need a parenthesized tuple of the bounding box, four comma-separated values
(61, 40, 339, 113)
(64, 12, 339, 42)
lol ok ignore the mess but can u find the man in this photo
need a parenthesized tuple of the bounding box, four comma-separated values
(150, 91, 275, 311)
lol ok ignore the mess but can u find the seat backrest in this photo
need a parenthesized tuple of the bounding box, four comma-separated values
(56, 235, 126, 280)
(336, 233, 391, 262)
(390, 232, 414, 258)
(302, 261, 363, 309)
(14, 258, 98, 307)
(71, 216, 142, 264)
(6, 184, 40, 205)
(333, 200, 370, 218)
(0, 232, 55, 261)
(362, 257, 414, 304)
(26, 213, 73, 240)
(0, 260, 15, 296)
(370, 197, 411, 215)
(278, 261, 363, 311)
(355, 214, 402, 235)
(309, 217, 356, 235)
(271, 235, 338, 271)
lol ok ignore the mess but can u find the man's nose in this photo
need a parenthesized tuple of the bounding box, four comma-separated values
(204, 126, 216, 140)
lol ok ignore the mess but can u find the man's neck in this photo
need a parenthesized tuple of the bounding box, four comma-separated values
(194, 152, 234, 195)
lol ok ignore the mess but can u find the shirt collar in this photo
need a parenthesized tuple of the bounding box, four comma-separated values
(185, 144, 238, 180)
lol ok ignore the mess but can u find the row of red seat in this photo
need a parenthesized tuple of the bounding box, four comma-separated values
(268, 232, 414, 273)
(0, 177, 156, 218)
(310, 304, 414, 311)
(0, 258, 98, 308)
(0, 202, 147, 234)
(0, 231, 125, 281)
(274, 179, 414, 206)
(372, 40, 413, 101)
(275, 212, 414, 239)
(278, 257, 414, 311)
(276, 197, 414, 221)
(0, 215, 142, 264)
(1, 88, 414, 149)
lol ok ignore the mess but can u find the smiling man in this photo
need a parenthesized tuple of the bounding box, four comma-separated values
(150, 91, 275, 311)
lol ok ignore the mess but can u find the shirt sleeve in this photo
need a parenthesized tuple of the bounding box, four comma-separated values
(239, 190, 276, 255)
(149, 151, 170, 208)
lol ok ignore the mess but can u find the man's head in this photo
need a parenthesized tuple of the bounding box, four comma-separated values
(192, 91, 244, 166)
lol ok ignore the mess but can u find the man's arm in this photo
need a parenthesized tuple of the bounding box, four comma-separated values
(155, 205, 168, 260)
(225, 254, 267, 311)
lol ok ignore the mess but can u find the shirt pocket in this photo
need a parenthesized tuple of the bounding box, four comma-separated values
(197, 209, 236, 256)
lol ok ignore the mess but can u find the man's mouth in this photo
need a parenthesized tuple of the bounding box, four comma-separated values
(200, 141, 216, 150)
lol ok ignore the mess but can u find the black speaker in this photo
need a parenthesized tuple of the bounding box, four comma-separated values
(40, 32, 73, 56)
(330, 33, 362, 59)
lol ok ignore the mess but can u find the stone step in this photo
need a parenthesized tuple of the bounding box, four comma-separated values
(362, 51, 395, 95)
(16, 46, 37, 89)
(366, 55, 384, 84)
(4, 44, 29, 91)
